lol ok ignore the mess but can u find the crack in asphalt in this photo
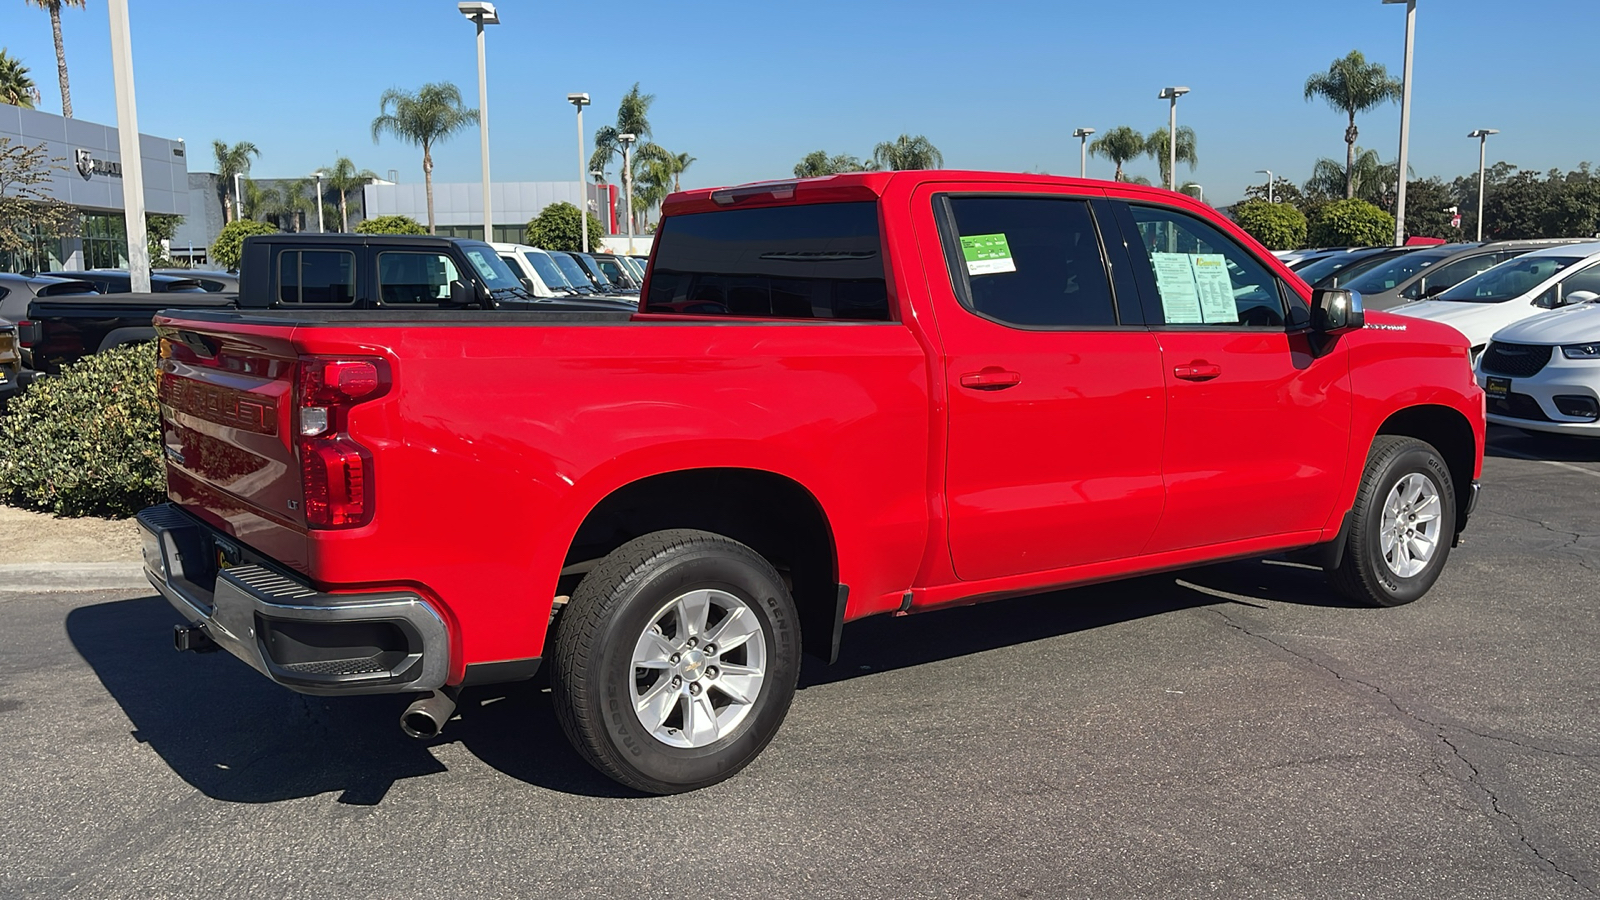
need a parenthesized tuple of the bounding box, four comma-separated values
(1479, 510, 1600, 573)
(1207, 606, 1598, 896)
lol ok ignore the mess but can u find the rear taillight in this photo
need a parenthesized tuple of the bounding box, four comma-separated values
(296, 357, 389, 528)
(16, 320, 41, 347)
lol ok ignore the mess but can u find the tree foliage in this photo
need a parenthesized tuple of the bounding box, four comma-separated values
(525, 202, 606, 253)
(793, 151, 874, 177)
(371, 82, 477, 233)
(1480, 164, 1600, 240)
(1242, 176, 1305, 209)
(145, 213, 182, 267)
(210, 218, 276, 271)
(873, 134, 943, 171)
(1089, 126, 1146, 182)
(0, 137, 76, 254)
(590, 82, 655, 180)
(0, 341, 163, 518)
(324, 156, 377, 232)
(211, 140, 259, 223)
(1232, 201, 1307, 251)
(1144, 126, 1198, 189)
(1307, 198, 1394, 247)
(23, 0, 85, 117)
(0, 49, 37, 108)
(353, 214, 426, 235)
(1304, 50, 1403, 199)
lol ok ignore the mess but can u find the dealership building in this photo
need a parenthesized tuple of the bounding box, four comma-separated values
(0, 104, 189, 272)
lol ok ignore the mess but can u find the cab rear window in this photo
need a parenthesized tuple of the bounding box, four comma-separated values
(646, 201, 890, 320)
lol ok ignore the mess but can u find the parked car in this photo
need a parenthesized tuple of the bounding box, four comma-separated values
(1293, 246, 1412, 289)
(571, 250, 639, 296)
(139, 170, 1484, 795)
(1476, 294, 1600, 435)
(1340, 240, 1582, 311)
(546, 250, 611, 297)
(0, 272, 99, 322)
(590, 252, 642, 291)
(0, 319, 27, 402)
(154, 269, 239, 293)
(53, 270, 210, 294)
(1392, 242, 1600, 355)
(489, 242, 566, 298)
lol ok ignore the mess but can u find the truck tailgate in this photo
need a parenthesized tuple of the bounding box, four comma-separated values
(157, 319, 310, 570)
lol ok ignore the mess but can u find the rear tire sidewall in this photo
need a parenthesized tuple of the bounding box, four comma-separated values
(1357, 445, 1456, 606)
(588, 547, 799, 792)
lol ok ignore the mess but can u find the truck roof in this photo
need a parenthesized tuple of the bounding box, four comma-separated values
(661, 170, 1212, 218)
(242, 233, 482, 248)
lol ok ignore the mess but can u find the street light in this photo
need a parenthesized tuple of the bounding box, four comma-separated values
(618, 132, 636, 254)
(459, 1, 499, 242)
(1072, 127, 1095, 178)
(313, 171, 324, 233)
(1255, 169, 1274, 203)
(568, 93, 591, 251)
(1157, 86, 1190, 192)
(1468, 128, 1499, 242)
(590, 169, 605, 237)
(108, 0, 149, 291)
(234, 172, 244, 222)
(1384, 0, 1417, 246)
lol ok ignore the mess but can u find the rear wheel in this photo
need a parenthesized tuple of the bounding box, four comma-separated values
(551, 529, 801, 794)
(1330, 436, 1457, 607)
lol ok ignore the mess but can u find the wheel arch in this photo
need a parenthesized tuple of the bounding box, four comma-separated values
(563, 467, 844, 664)
(1376, 404, 1477, 533)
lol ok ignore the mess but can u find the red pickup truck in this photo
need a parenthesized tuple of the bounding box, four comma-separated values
(139, 171, 1484, 793)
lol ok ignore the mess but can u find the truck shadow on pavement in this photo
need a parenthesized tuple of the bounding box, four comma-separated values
(1484, 424, 1600, 463)
(67, 558, 1352, 802)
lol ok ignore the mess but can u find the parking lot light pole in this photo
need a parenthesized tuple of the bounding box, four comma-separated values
(458, 2, 499, 242)
(234, 172, 244, 223)
(1157, 87, 1189, 192)
(619, 133, 636, 254)
(108, 0, 149, 292)
(1072, 127, 1095, 178)
(313, 171, 324, 233)
(1255, 169, 1274, 203)
(568, 93, 591, 252)
(1384, 0, 1416, 246)
(1469, 129, 1498, 241)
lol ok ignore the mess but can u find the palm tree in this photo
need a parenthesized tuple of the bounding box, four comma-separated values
(1144, 126, 1198, 189)
(1304, 147, 1408, 206)
(1304, 50, 1404, 199)
(212, 140, 260, 223)
(590, 83, 655, 235)
(324, 156, 378, 232)
(667, 151, 695, 192)
(1088, 126, 1146, 182)
(22, 0, 82, 117)
(243, 179, 284, 224)
(371, 82, 478, 234)
(0, 49, 36, 108)
(793, 151, 875, 177)
(872, 134, 943, 171)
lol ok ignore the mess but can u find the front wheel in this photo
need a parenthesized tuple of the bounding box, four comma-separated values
(550, 529, 801, 794)
(1330, 436, 1457, 607)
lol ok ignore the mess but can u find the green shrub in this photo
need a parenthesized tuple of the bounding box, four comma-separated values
(1307, 199, 1395, 248)
(1231, 200, 1307, 251)
(355, 214, 427, 235)
(525, 202, 607, 252)
(211, 219, 277, 271)
(0, 342, 164, 517)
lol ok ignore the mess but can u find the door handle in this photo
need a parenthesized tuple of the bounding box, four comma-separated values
(959, 369, 1022, 390)
(1173, 363, 1222, 381)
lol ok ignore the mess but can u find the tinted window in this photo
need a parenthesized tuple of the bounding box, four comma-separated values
(938, 196, 1115, 328)
(377, 251, 460, 304)
(1127, 205, 1285, 327)
(647, 201, 889, 320)
(1438, 255, 1584, 303)
(550, 252, 598, 291)
(459, 243, 522, 291)
(522, 251, 571, 289)
(277, 250, 356, 304)
(1406, 253, 1502, 299)
(1557, 262, 1600, 298)
(1342, 249, 1451, 294)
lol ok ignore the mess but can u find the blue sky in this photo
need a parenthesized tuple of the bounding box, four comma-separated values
(2, 0, 1595, 204)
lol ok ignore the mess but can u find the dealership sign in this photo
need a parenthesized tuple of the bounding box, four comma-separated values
(75, 149, 122, 180)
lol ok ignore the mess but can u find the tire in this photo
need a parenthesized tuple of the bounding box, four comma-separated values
(550, 529, 801, 794)
(1330, 436, 1457, 607)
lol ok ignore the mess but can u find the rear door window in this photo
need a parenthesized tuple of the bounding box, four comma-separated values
(647, 201, 889, 319)
(277, 250, 356, 304)
(377, 251, 460, 305)
(937, 195, 1117, 328)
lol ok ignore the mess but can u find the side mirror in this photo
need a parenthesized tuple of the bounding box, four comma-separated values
(1312, 288, 1364, 334)
(519, 276, 537, 293)
(1566, 290, 1600, 306)
(449, 279, 473, 307)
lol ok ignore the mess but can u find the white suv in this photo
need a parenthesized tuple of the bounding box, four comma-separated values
(1476, 294, 1600, 436)
(1391, 242, 1600, 356)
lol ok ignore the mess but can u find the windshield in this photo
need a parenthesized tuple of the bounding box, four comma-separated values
(1295, 252, 1379, 286)
(1342, 250, 1453, 294)
(621, 256, 647, 281)
(595, 257, 638, 290)
(575, 252, 624, 291)
(1437, 255, 1585, 303)
(550, 252, 598, 292)
(459, 242, 527, 297)
(522, 251, 573, 290)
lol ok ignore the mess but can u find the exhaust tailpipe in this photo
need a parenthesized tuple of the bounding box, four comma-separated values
(400, 687, 459, 739)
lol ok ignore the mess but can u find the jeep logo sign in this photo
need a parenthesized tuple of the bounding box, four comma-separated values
(75, 149, 123, 180)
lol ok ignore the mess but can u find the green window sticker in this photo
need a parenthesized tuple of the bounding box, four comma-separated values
(960, 233, 1016, 276)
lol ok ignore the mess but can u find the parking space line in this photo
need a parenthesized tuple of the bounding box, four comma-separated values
(1490, 447, 1600, 479)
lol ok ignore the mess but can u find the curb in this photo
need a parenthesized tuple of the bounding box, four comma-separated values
(0, 562, 150, 593)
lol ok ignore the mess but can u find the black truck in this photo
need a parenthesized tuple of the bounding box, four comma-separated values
(22, 234, 636, 372)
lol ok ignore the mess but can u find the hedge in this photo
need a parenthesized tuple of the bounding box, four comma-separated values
(0, 342, 165, 517)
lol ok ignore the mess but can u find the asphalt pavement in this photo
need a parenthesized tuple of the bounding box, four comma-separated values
(2, 426, 1597, 899)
